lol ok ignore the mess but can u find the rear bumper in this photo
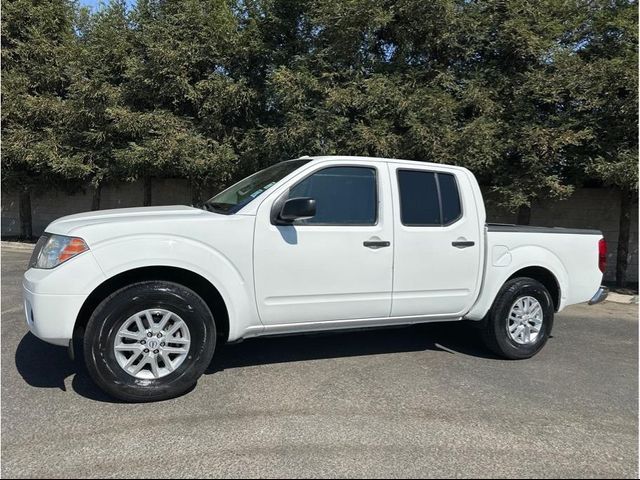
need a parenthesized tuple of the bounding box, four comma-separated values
(588, 286, 609, 305)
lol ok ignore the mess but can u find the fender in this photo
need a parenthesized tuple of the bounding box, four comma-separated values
(88, 234, 262, 341)
(465, 244, 569, 321)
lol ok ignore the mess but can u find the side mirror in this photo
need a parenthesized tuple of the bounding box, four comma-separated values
(278, 197, 316, 223)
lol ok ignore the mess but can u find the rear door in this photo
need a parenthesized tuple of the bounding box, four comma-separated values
(389, 163, 483, 317)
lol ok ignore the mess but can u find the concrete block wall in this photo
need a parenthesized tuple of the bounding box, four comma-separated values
(1, 178, 192, 237)
(2, 181, 637, 283)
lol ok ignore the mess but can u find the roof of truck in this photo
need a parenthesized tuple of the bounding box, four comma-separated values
(298, 155, 469, 172)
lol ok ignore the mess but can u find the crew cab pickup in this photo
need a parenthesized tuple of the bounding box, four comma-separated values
(23, 156, 608, 402)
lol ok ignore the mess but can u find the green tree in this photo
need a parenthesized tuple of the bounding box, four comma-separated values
(2, 0, 89, 237)
(68, 0, 245, 207)
(66, 0, 135, 209)
(2, 0, 637, 287)
(124, 0, 244, 203)
(574, 1, 638, 286)
(452, 0, 595, 223)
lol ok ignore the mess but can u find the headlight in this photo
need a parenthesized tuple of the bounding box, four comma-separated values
(29, 234, 89, 269)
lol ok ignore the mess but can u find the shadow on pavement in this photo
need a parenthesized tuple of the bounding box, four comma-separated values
(206, 321, 498, 375)
(15, 321, 498, 403)
(15, 333, 122, 403)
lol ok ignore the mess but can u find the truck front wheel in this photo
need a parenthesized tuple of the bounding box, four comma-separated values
(481, 277, 554, 359)
(83, 281, 216, 402)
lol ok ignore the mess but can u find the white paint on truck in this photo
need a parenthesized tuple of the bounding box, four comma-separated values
(23, 156, 608, 401)
(24, 156, 605, 346)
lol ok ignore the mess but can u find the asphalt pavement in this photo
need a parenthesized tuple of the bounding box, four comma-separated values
(1, 244, 638, 478)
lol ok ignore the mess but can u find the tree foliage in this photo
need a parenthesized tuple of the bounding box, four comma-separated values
(2, 0, 638, 218)
(2, 0, 90, 191)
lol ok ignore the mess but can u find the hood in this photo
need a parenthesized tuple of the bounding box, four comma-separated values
(45, 205, 207, 237)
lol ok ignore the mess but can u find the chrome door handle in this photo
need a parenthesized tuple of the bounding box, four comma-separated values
(363, 240, 391, 249)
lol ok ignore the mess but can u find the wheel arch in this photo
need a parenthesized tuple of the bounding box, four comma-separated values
(73, 266, 230, 346)
(465, 249, 568, 322)
(507, 266, 561, 311)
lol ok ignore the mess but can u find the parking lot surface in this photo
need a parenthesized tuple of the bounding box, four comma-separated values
(2, 245, 638, 478)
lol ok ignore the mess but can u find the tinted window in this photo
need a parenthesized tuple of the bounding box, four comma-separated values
(397, 170, 440, 225)
(438, 173, 462, 224)
(288, 166, 377, 225)
(397, 170, 462, 226)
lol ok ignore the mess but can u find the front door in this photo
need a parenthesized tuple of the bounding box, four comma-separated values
(253, 162, 394, 325)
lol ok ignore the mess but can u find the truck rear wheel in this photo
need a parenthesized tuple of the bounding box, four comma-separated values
(83, 281, 216, 402)
(481, 277, 554, 359)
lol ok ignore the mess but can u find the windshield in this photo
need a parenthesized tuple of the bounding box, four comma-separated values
(203, 159, 311, 214)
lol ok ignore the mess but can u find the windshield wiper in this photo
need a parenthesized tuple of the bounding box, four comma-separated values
(202, 201, 234, 213)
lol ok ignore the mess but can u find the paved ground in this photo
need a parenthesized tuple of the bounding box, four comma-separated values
(2, 245, 638, 478)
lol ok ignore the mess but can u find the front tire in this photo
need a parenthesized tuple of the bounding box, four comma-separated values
(84, 281, 216, 402)
(481, 277, 554, 359)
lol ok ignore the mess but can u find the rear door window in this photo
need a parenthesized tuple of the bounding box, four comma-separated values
(438, 173, 462, 224)
(397, 169, 462, 226)
(397, 170, 440, 226)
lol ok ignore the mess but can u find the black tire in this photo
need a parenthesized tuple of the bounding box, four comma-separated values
(83, 281, 216, 402)
(481, 277, 554, 359)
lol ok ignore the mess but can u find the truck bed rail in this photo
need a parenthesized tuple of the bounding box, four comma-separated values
(486, 224, 602, 235)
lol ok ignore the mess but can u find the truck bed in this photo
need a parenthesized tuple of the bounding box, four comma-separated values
(464, 223, 604, 320)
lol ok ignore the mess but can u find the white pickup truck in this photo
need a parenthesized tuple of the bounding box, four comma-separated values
(23, 156, 608, 402)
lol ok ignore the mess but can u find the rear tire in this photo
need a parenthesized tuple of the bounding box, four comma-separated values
(84, 281, 216, 402)
(481, 277, 554, 359)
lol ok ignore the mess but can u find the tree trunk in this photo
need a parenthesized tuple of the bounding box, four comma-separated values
(615, 188, 634, 288)
(91, 183, 102, 211)
(191, 181, 203, 207)
(19, 187, 33, 240)
(143, 176, 152, 206)
(517, 204, 531, 225)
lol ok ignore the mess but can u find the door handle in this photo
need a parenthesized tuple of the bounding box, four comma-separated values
(363, 240, 391, 249)
(452, 240, 475, 248)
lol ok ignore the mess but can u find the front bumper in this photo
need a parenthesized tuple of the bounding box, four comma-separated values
(23, 283, 87, 346)
(588, 286, 609, 305)
(22, 251, 105, 347)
